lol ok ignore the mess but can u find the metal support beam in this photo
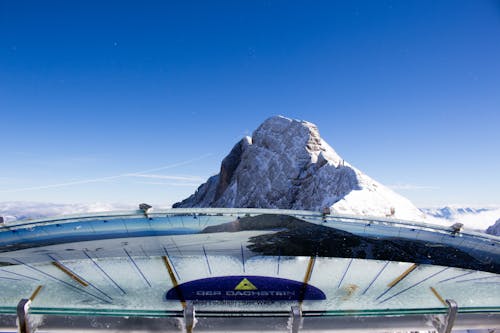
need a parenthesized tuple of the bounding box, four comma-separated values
(183, 302, 195, 333)
(16, 299, 31, 333)
(431, 299, 458, 333)
(290, 306, 302, 333)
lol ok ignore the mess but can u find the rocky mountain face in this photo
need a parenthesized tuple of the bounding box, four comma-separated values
(174, 116, 425, 221)
(486, 219, 500, 236)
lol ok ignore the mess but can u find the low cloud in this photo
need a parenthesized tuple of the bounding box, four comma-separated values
(0, 201, 136, 222)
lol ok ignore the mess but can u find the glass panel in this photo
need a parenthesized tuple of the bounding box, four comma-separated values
(0, 209, 498, 317)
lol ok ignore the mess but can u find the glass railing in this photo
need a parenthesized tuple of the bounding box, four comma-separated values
(0, 209, 498, 324)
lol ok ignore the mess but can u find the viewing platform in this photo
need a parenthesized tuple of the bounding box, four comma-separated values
(0, 208, 498, 332)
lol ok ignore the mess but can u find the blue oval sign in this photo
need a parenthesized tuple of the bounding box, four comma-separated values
(165, 275, 326, 301)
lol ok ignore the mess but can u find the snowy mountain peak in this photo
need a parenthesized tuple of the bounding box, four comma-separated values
(174, 116, 425, 221)
(252, 116, 340, 162)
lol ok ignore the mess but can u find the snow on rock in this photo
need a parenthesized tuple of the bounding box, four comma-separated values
(174, 116, 425, 221)
(486, 219, 500, 236)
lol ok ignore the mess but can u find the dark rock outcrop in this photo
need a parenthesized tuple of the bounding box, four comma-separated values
(486, 219, 500, 236)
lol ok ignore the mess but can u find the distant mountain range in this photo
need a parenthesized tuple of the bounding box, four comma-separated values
(421, 206, 500, 234)
(421, 206, 492, 220)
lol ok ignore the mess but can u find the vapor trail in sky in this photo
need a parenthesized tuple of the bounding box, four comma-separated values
(0, 154, 212, 193)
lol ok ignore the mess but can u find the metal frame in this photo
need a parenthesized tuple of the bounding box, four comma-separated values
(430, 299, 458, 333)
(4, 309, 498, 333)
(290, 306, 302, 333)
(183, 302, 195, 333)
(16, 299, 31, 333)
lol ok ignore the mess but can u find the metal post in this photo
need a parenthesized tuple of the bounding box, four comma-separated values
(183, 302, 195, 333)
(443, 299, 458, 333)
(431, 299, 458, 333)
(16, 299, 31, 333)
(290, 306, 302, 333)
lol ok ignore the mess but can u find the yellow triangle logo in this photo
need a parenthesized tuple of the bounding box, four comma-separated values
(234, 278, 258, 290)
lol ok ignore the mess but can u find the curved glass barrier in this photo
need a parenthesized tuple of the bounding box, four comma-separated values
(0, 209, 498, 319)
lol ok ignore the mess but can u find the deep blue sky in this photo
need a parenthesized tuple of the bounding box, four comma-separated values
(1, 1, 499, 207)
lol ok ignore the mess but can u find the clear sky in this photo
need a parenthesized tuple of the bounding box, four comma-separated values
(1, 1, 499, 208)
